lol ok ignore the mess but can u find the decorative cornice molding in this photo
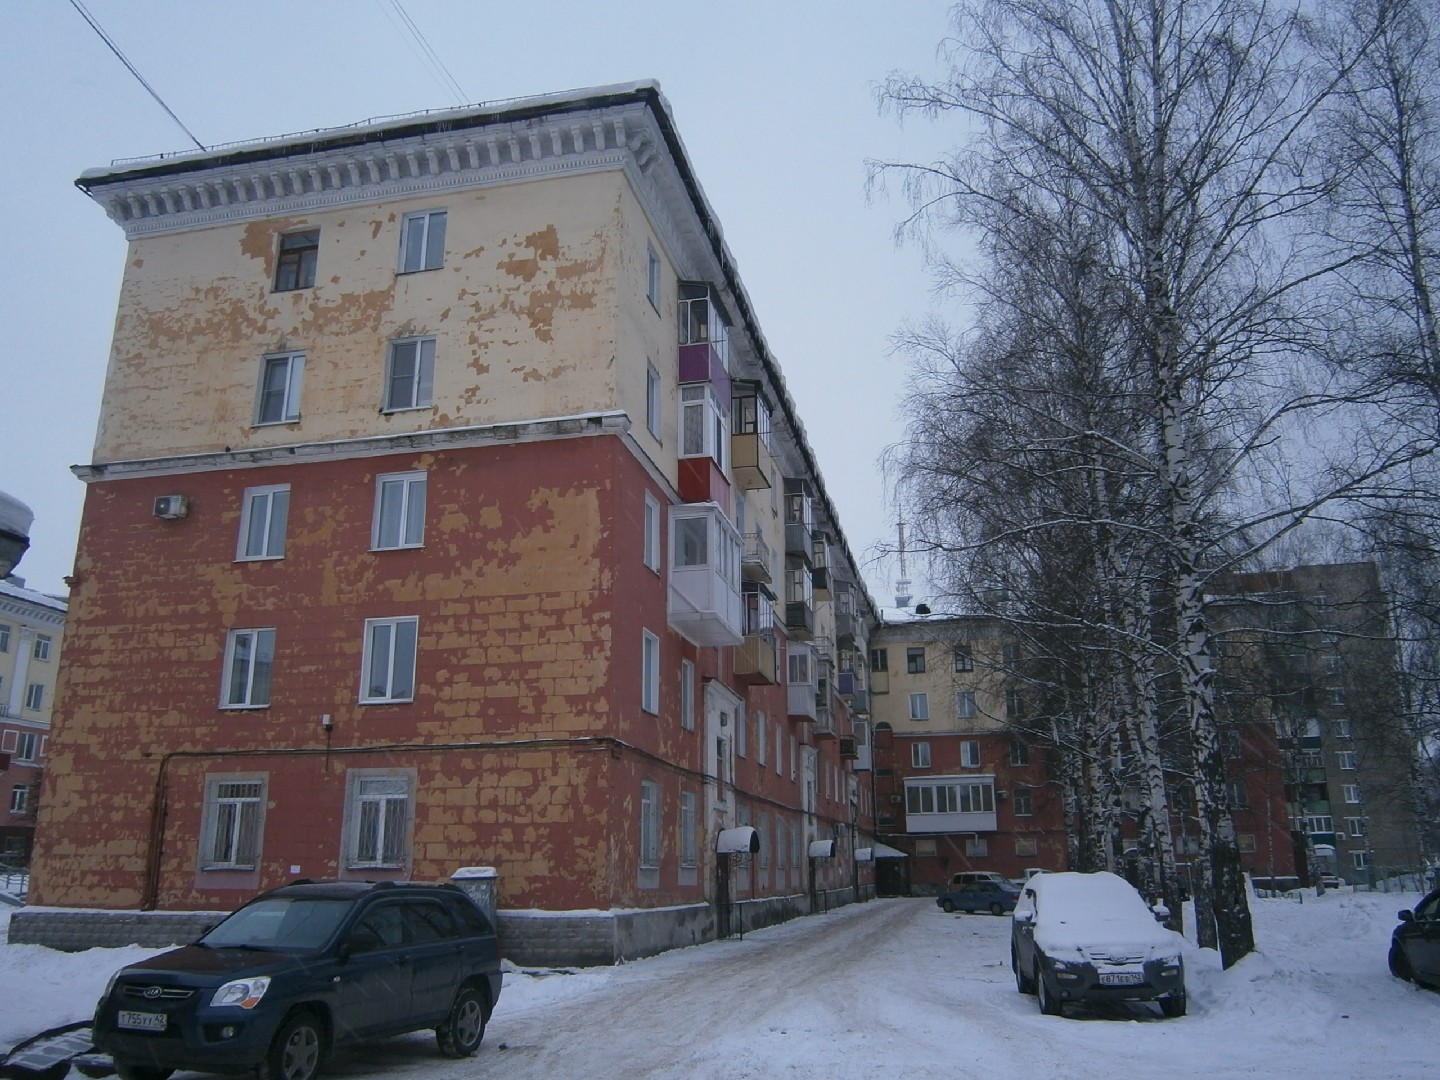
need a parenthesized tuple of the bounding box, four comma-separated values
(71, 411, 633, 483)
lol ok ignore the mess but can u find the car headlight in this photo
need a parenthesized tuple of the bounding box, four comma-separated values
(210, 975, 271, 1009)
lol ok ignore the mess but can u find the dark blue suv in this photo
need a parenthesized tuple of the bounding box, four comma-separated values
(92, 881, 503, 1080)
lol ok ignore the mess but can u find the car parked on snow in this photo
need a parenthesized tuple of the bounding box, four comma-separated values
(92, 880, 503, 1080)
(937, 880, 1021, 915)
(947, 870, 1015, 890)
(1389, 887, 1440, 989)
(1011, 870, 1186, 1018)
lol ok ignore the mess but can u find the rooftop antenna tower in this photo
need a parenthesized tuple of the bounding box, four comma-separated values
(894, 519, 912, 609)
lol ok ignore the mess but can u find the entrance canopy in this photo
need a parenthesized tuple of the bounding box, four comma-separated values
(717, 826, 759, 854)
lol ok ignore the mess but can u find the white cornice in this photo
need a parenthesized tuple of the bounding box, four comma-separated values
(71, 411, 633, 483)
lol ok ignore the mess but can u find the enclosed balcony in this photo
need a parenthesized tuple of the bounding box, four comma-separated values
(678, 282, 731, 398)
(741, 530, 773, 584)
(834, 580, 859, 645)
(678, 382, 732, 505)
(666, 502, 743, 647)
(784, 478, 814, 562)
(812, 532, 833, 601)
(839, 735, 858, 759)
(731, 384, 776, 492)
(787, 643, 818, 721)
(734, 587, 779, 685)
(785, 558, 815, 640)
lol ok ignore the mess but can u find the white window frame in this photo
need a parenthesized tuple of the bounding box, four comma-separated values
(737, 702, 748, 758)
(1333, 719, 1353, 739)
(640, 780, 661, 868)
(758, 711, 767, 765)
(221, 628, 275, 708)
(642, 630, 660, 714)
(343, 769, 414, 869)
(200, 774, 266, 871)
(9, 786, 28, 814)
(372, 471, 427, 550)
(15, 732, 38, 763)
(255, 351, 304, 425)
(23, 684, 43, 711)
(1013, 789, 1034, 817)
(1342, 784, 1362, 805)
(360, 616, 418, 704)
(646, 360, 662, 438)
(0, 624, 10, 652)
(961, 740, 981, 768)
(957, 691, 978, 720)
(679, 383, 728, 470)
(1353, 850, 1372, 871)
(643, 492, 661, 572)
(32, 635, 52, 662)
(912, 741, 931, 768)
(909, 692, 929, 721)
(237, 485, 290, 561)
(680, 658, 695, 731)
(384, 336, 437, 412)
(1337, 750, 1357, 770)
(399, 209, 447, 273)
(1345, 817, 1366, 837)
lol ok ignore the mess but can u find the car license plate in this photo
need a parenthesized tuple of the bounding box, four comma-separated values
(1099, 972, 1143, 986)
(118, 1011, 168, 1032)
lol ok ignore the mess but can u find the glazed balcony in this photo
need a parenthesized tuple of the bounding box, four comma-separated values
(787, 642, 818, 721)
(666, 502, 743, 647)
(731, 384, 775, 492)
(784, 478, 814, 562)
(678, 282, 731, 398)
(812, 533, 833, 601)
(784, 559, 814, 641)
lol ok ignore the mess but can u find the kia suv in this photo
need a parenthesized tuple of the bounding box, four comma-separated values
(93, 880, 503, 1080)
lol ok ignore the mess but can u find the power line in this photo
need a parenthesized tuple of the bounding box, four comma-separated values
(376, 0, 468, 106)
(67, 0, 206, 152)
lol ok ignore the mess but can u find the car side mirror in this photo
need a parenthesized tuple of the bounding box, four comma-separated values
(1014, 909, 1035, 925)
(1152, 905, 1170, 921)
(1398, 910, 1415, 923)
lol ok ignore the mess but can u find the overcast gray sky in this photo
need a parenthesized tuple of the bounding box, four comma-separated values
(2, 0, 959, 605)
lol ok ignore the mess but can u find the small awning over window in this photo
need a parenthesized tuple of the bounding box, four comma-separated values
(717, 826, 759, 854)
(808, 839, 836, 859)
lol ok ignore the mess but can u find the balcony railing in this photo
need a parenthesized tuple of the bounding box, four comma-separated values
(741, 531, 772, 584)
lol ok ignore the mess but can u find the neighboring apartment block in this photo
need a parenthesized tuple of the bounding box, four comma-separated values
(27, 83, 878, 963)
(0, 578, 66, 866)
(867, 612, 1067, 893)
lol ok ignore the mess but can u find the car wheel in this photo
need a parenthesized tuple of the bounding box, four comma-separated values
(1013, 947, 1035, 994)
(114, 1064, 173, 1080)
(1036, 964, 1062, 1016)
(941, 899, 956, 913)
(259, 1013, 324, 1080)
(989, 902, 1004, 916)
(1389, 943, 1413, 982)
(1159, 988, 1187, 1018)
(436, 985, 489, 1058)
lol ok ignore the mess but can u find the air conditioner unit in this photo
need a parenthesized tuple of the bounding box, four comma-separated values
(153, 495, 189, 520)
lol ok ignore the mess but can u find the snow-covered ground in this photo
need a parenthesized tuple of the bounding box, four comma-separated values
(1, 888, 1433, 1079)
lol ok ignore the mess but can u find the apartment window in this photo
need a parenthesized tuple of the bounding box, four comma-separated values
(646, 361, 662, 437)
(646, 243, 661, 311)
(680, 659, 695, 731)
(1010, 740, 1030, 767)
(1337, 751, 1357, 770)
(642, 630, 660, 714)
(965, 837, 988, 858)
(1333, 719, 1353, 739)
(361, 617, 418, 703)
(680, 791, 697, 868)
(237, 485, 289, 560)
(679, 384, 727, 469)
(385, 337, 436, 411)
(1013, 789, 1033, 816)
(345, 771, 413, 868)
(373, 472, 427, 549)
(1005, 688, 1023, 719)
(1303, 814, 1333, 834)
(23, 684, 43, 711)
(640, 780, 661, 868)
(201, 776, 265, 870)
(909, 692, 929, 721)
(758, 711, 768, 764)
(274, 230, 318, 291)
(1002, 643, 1021, 670)
(399, 209, 447, 272)
(1353, 850, 1372, 872)
(1223, 730, 1242, 759)
(1324, 654, 1342, 674)
(256, 351, 305, 425)
(907, 779, 995, 815)
(32, 635, 52, 662)
(1227, 780, 1248, 808)
(15, 732, 38, 763)
(775, 726, 783, 775)
(956, 691, 977, 719)
(953, 644, 973, 672)
(912, 741, 932, 768)
(221, 628, 275, 708)
(737, 703, 748, 758)
(0, 624, 9, 652)
(1329, 687, 1346, 706)
(906, 647, 926, 674)
(1345, 817, 1366, 837)
(643, 493, 661, 572)
(1015, 836, 1038, 856)
(961, 740, 981, 768)
(870, 647, 888, 672)
(791, 736, 797, 780)
(1342, 784, 1362, 805)
(8, 786, 27, 814)
(1237, 833, 1257, 854)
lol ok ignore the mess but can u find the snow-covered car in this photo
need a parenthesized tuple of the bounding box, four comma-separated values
(1389, 887, 1440, 988)
(1011, 871, 1186, 1018)
(936, 880, 1021, 915)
